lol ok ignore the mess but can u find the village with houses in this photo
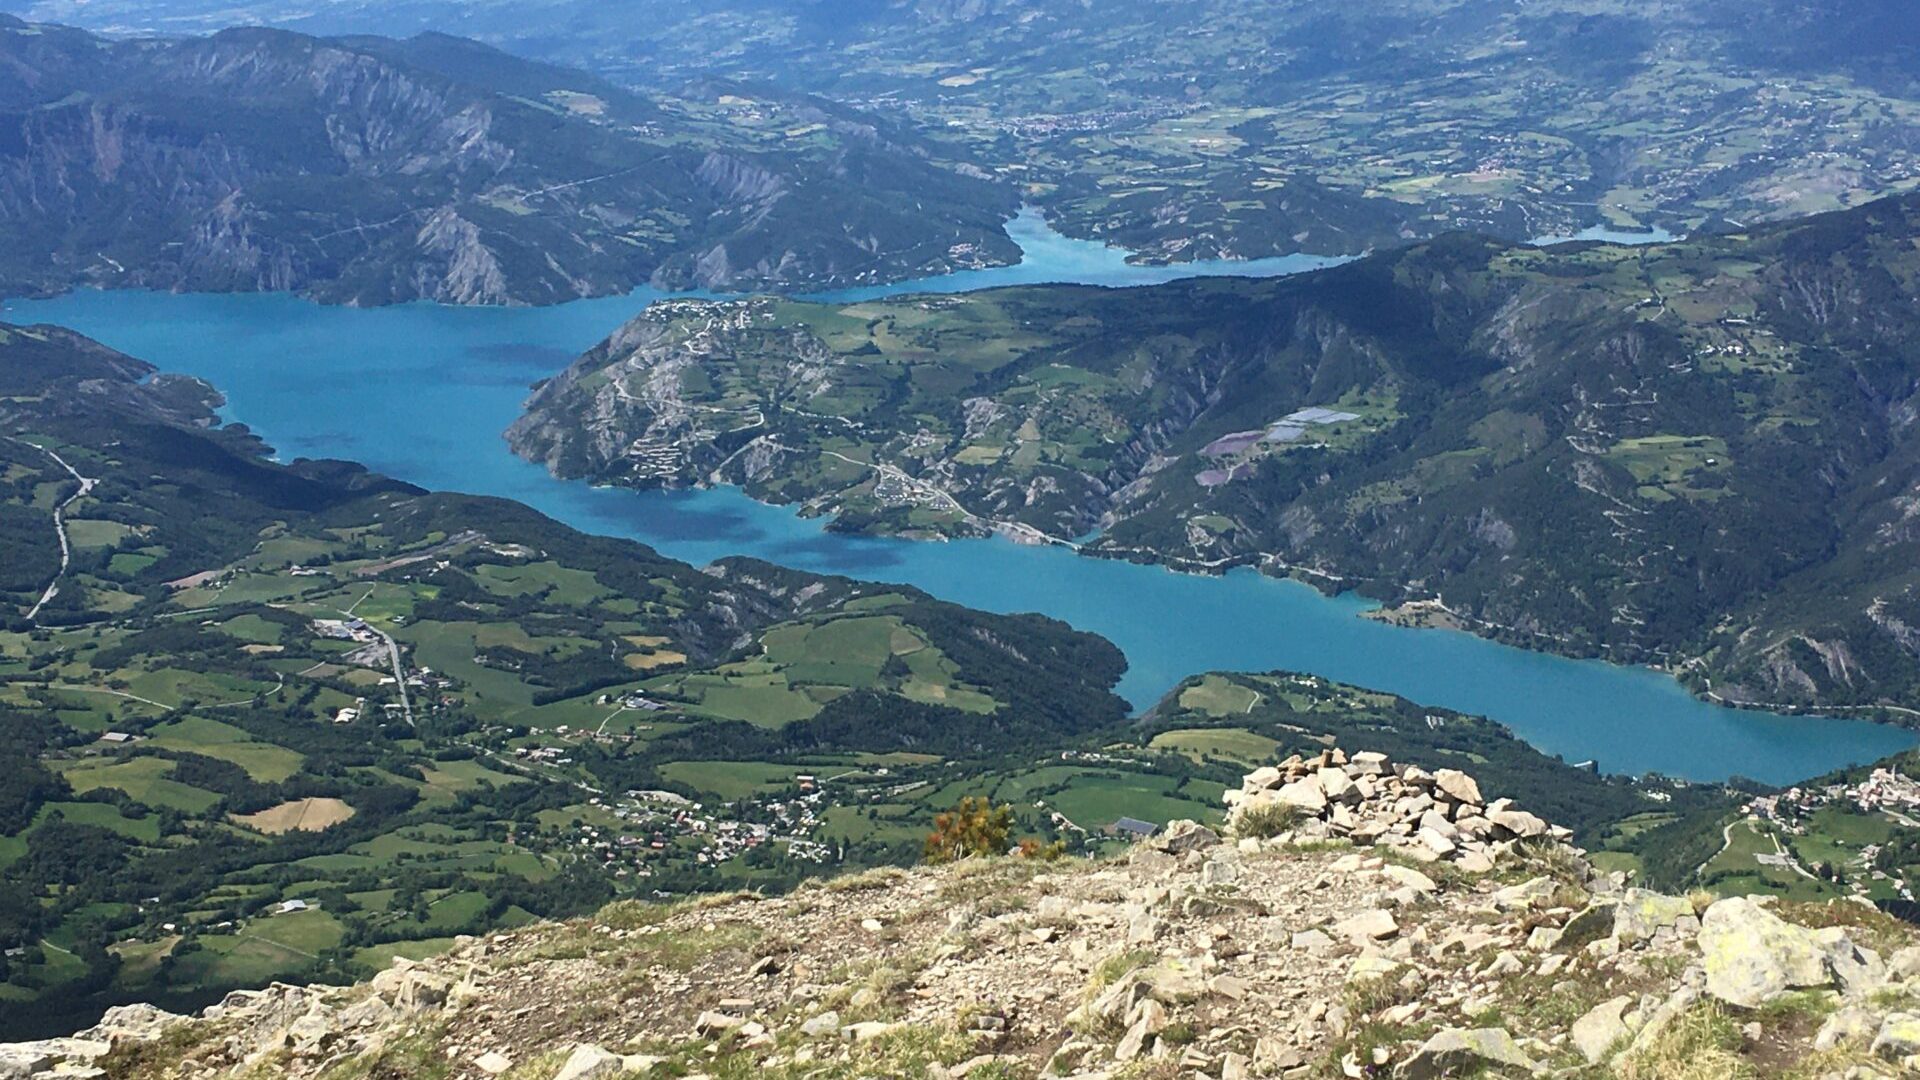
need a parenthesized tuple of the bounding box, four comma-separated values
(1715, 765, 1920, 906)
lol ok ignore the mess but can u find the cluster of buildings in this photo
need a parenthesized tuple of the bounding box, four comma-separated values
(513, 744, 576, 766)
(1061, 749, 1129, 765)
(1749, 767, 1920, 821)
(312, 617, 377, 643)
(548, 778, 842, 879)
(1742, 768, 1920, 904)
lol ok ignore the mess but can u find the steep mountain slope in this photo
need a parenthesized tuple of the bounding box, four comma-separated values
(14, 0, 1920, 262)
(0, 17, 1017, 304)
(11, 752, 1920, 1080)
(511, 194, 1920, 715)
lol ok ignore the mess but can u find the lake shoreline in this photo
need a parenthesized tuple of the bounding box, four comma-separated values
(573, 465, 1920, 736)
(3, 213, 1911, 785)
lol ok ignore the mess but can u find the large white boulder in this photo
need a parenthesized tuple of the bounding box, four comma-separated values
(1698, 897, 1832, 1008)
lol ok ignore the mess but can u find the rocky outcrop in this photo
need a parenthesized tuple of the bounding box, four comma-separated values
(14, 753, 1920, 1079)
(1224, 747, 1570, 873)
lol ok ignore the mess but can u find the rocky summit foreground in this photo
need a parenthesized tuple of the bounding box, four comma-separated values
(11, 750, 1920, 1080)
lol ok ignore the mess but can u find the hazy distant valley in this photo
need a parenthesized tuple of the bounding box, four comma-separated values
(13, 0, 1920, 266)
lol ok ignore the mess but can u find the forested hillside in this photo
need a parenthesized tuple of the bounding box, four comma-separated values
(513, 194, 1920, 715)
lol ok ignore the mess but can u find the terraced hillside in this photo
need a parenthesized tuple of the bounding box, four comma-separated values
(512, 193, 1920, 714)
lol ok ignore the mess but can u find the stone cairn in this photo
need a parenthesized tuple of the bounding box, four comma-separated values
(1223, 747, 1572, 872)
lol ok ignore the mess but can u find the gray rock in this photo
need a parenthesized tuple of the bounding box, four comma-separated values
(1558, 901, 1618, 951)
(1889, 945, 1920, 980)
(1274, 778, 1329, 813)
(553, 1044, 626, 1080)
(694, 1010, 746, 1036)
(1380, 865, 1437, 894)
(1431, 769, 1483, 806)
(1350, 751, 1390, 776)
(1455, 848, 1496, 873)
(285, 1007, 338, 1054)
(392, 969, 453, 1013)
(1699, 897, 1831, 1008)
(1454, 814, 1493, 839)
(1396, 1027, 1536, 1079)
(1487, 808, 1549, 839)
(1113, 1013, 1152, 1061)
(1317, 767, 1357, 804)
(84, 1003, 185, 1046)
(1156, 820, 1220, 854)
(338, 994, 396, 1029)
(800, 1011, 842, 1038)
(1819, 931, 1888, 998)
(1571, 996, 1632, 1064)
(1291, 928, 1336, 954)
(1417, 810, 1459, 839)
(1871, 1013, 1920, 1060)
(1526, 926, 1563, 952)
(0, 1047, 53, 1080)
(1814, 1006, 1879, 1052)
(1201, 858, 1240, 887)
(1612, 889, 1695, 946)
(1334, 908, 1399, 943)
(1492, 878, 1557, 912)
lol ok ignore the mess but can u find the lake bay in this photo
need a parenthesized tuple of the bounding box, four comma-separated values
(5, 215, 1910, 784)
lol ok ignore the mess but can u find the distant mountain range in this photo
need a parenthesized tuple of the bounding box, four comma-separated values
(14, 0, 1920, 264)
(0, 16, 1017, 304)
(511, 193, 1920, 717)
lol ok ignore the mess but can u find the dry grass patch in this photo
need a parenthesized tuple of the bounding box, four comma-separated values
(232, 797, 356, 834)
(622, 650, 687, 670)
(1614, 1002, 1754, 1080)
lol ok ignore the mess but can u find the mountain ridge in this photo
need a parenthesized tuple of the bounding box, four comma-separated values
(15, 0, 1920, 266)
(0, 18, 1018, 305)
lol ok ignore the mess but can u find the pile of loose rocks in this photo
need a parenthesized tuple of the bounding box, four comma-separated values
(1224, 747, 1573, 872)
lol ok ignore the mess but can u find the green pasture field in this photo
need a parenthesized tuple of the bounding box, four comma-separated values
(55, 756, 223, 814)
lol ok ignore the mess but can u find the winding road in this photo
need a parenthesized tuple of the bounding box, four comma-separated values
(13, 439, 98, 623)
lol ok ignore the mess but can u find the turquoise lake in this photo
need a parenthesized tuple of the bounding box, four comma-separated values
(3, 212, 1910, 784)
